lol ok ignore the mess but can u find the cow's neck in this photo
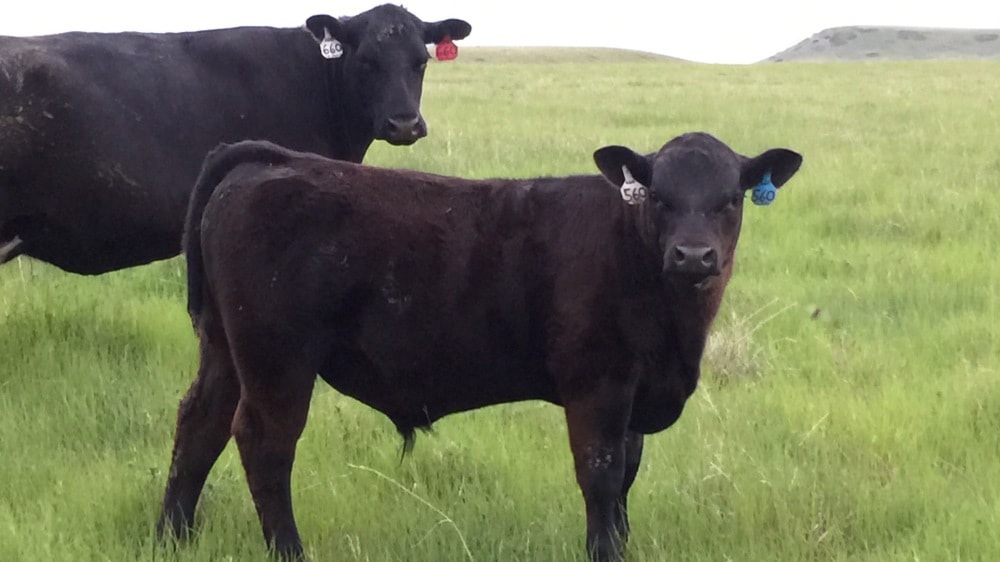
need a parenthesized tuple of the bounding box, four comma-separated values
(323, 59, 374, 163)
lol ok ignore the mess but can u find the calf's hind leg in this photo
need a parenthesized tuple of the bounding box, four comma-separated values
(230, 360, 316, 560)
(159, 324, 241, 538)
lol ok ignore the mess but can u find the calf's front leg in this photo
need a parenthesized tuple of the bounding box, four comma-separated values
(614, 430, 644, 543)
(563, 379, 635, 562)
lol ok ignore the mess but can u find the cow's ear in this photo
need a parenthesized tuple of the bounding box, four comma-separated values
(306, 15, 345, 44)
(740, 148, 803, 189)
(593, 145, 652, 189)
(423, 19, 472, 44)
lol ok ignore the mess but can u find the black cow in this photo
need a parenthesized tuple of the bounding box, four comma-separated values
(0, 4, 470, 274)
(159, 134, 803, 561)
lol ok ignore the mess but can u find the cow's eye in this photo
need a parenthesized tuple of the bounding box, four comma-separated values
(415, 60, 428, 71)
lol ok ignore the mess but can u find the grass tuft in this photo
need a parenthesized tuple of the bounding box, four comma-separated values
(704, 299, 796, 384)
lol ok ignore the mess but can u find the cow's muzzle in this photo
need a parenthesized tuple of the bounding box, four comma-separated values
(664, 244, 720, 277)
(381, 114, 427, 145)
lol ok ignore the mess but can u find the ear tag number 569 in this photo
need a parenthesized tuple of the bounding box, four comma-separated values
(620, 165, 647, 205)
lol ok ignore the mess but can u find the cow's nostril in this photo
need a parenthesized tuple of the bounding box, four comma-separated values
(388, 116, 420, 133)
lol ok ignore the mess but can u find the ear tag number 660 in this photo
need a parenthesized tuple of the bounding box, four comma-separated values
(320, 29, 343, 59)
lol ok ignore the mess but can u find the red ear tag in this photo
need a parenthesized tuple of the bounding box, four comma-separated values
(435, 35, 458, 61)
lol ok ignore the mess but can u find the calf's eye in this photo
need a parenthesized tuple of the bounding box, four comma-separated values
(724, 194, 743, 211)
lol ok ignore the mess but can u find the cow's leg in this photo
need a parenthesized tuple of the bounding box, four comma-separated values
(564, 380, 634, 562)
(0, 235, 23, 264)
(158, 324, 240, 538)
(613, 431, 644, 543)
(231, 365, 315, 560)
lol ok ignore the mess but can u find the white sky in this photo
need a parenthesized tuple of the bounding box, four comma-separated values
(2, 1, 998, 63)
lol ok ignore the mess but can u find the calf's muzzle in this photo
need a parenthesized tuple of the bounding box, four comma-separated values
(665, 244, 720, 276)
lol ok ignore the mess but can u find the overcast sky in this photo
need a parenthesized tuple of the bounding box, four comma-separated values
(2, 1, 999, 63)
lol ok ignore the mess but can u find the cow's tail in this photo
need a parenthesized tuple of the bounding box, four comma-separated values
(184, 140, 291, 325)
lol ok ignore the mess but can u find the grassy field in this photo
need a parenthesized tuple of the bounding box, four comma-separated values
(2, 48, 999, 561)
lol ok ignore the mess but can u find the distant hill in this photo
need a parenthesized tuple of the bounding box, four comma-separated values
(767, 26, 1000, 62)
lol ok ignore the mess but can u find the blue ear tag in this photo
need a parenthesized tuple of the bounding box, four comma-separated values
(751, 171, 776, 206)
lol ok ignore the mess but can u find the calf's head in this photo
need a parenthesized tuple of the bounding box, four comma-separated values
(595, 132, 802, 280)
(306, 5, 471, 145)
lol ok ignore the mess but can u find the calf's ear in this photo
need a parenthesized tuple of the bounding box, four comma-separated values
(306, 15, 345, 43)
(423, 19, 472, 43)
(740, 148, 803, 189)
(593, 145, 652, 188)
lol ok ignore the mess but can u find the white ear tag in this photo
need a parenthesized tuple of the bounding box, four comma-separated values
(319, 29, 343, 59)
(619, 165, 648, 205)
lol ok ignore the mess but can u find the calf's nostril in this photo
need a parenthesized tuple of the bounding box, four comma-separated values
(701, 248, 717, 267)
(671, 247, 687, 264)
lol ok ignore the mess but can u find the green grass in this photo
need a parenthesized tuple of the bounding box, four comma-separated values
(456, 46, 683, 64)
(3, 52, 1000, 561)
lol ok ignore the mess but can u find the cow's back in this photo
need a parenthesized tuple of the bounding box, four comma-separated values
(0, 28, 332, 272)
(0, 28, 329, 194)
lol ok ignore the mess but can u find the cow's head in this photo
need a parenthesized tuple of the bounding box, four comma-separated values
(306, 5, 471, 146)
(594, 132, 802, 281)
